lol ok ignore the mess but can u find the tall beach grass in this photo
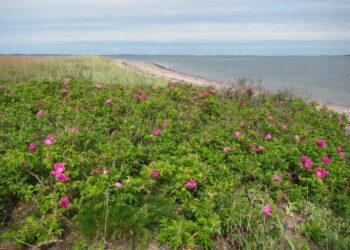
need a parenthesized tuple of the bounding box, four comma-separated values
(0, 56, 166, 85)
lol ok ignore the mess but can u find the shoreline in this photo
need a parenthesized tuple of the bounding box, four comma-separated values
(112, 59, 350, 116)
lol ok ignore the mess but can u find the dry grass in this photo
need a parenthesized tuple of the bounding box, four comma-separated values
(0, 56, 166, 85)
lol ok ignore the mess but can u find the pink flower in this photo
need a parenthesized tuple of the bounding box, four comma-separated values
(162, 122, 169, 128)
(304, 159, 313, 169)
(186, 179, 197, 189)
(28, 143, 37, 152)
(262, 204, 272, 216)
(224, 147, 233, 153)
(267, 116, 274, 121)
(95, 83, 102, 90)
(294, 134, 300, 141)
(151, 169, 160, 178)
(105, 99, 113, 104)
(192, 95, 198, 100)
(52, 162, 65, 174)
(36, 101, 44, 105)
(300, 155, 313, 168)
(60, 88, 68, 94)
(153, 129, 161, 136)
(102, 168, 109, 175)
(317, 139, 327, 147)
(337, 116, 343, 123)
(91, 168, 101, 176)
(239, 120, 246, 127)
(43, 135, 54, 145)
(232, 131, 242, 137)
(239, 101, 245, 107)
(287, 172, 292, 179)
(322, 156, 330, 164)
(115, 182, 123, 187)
(37, 110, 45, 116)
(337, 146, 345, 157)
(255, 145, 265, 152)
(56, 173, 69, 182)
(300, 155, 308, 163)
(282, 124, 288, 130)
(246, 86, 253, 94)
(315, 168, 329, 179)
(59, 196, 71, 208)
(273, 175, 281, 182)
(1, 84, 6, 89)
(71, 127, 78, 133)
(264, 133, 272, 140)
(63, 79, 71, 85)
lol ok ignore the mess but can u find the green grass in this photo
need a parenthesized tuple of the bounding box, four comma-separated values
(0, 57, 349, 249)
(0, 56, 166, 85)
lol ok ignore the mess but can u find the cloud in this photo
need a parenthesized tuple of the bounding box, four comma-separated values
(0, 0, 349, 53)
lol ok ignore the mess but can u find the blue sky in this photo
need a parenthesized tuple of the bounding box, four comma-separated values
(1, 0, 350, 55)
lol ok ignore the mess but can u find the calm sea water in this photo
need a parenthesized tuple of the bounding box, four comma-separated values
(108, 55, 350, 106)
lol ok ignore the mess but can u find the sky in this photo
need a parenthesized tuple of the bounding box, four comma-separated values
(1, 0, 350, 55)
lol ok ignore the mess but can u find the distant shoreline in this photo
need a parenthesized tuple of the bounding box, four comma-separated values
(112, 58, 350, 116)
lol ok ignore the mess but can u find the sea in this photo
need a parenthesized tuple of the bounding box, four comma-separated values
(108, 55, 350, 106)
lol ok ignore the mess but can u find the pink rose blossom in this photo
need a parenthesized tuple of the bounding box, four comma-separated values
(153, 129, 161, 136)
(186, 179, 197, 189)
(37, 110, 45, 116)
(224, 147, 233, 153)
(315, 168, 329, 179)
(294, 134, 300, 141)
(56, 173, 69, 182)
(317, 139, 327, 147)
(246, 86, 253, 94)
(337, 116, 343, 123)
(322, 156, 330, 164)
(1, 84, 6, 89)
(28, 143, 37, 152)
(255, 145, 265, 152)
(300, 155, 308, 163)
(103, 168, 109, 175)
(52, 162, 65, 174)
(262, 204, 272, 216)
(151, 169, 160, 178)
(60, 88, 68, 94)
(282, 124, 288, 130)
(337, 146, 345, 157)
(91, 168, 101, 176)
(60, 196, 71, 208)
(63, 79, 71, 85)
(43, 135, 54, 145)
(36, 101, 44, 105)
(232, 131, 242, 137)
(273, 175, 281, 182)
(239, 120, 246, 127)
(300, 155, 313, 169)
(267, 116, 274, 121)
(115, 182, 123, 187)
(71, 127, 78, 133)
(105, 99, 113, 104)
(264, 133, 272, 140)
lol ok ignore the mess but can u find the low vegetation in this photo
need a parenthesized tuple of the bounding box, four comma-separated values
(0, 57, 349, 249)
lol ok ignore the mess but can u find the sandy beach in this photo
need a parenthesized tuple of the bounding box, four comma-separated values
(113, 59, 350, 116)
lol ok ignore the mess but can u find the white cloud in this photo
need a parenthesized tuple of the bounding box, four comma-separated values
(0, 0, 349, 43)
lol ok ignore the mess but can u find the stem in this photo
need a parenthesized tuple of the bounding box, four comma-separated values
(104, 185, 110, 241)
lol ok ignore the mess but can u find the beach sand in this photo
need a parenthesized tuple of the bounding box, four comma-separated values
(113, 59, 350, 116)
